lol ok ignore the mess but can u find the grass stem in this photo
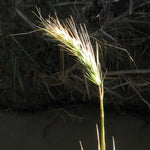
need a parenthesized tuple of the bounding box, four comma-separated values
(98, 84, 105, 150)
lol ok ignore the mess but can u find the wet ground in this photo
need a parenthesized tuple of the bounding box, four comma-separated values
(0, 105, 149, 150)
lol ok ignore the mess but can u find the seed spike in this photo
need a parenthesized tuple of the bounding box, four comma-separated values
(35, 8, 102, 86)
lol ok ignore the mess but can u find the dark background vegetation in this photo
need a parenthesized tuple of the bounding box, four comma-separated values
(0, 0, 150, 112)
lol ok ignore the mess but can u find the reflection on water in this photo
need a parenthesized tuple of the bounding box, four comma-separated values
(0, 105, 149, 150)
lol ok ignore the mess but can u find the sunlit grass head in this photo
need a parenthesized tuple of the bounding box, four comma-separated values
(35, 8, 106, 150)
(35, 8, 102, 86)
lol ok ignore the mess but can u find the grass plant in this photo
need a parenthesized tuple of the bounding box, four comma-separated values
(36, 8, 106, 150)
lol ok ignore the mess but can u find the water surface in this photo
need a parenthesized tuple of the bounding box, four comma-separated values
(0, 105, 149, 150)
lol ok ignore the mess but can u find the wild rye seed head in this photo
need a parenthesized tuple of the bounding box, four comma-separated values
(36, 9, 102, 86)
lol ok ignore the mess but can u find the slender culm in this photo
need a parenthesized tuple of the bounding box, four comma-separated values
(36, 8, 106, 150)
